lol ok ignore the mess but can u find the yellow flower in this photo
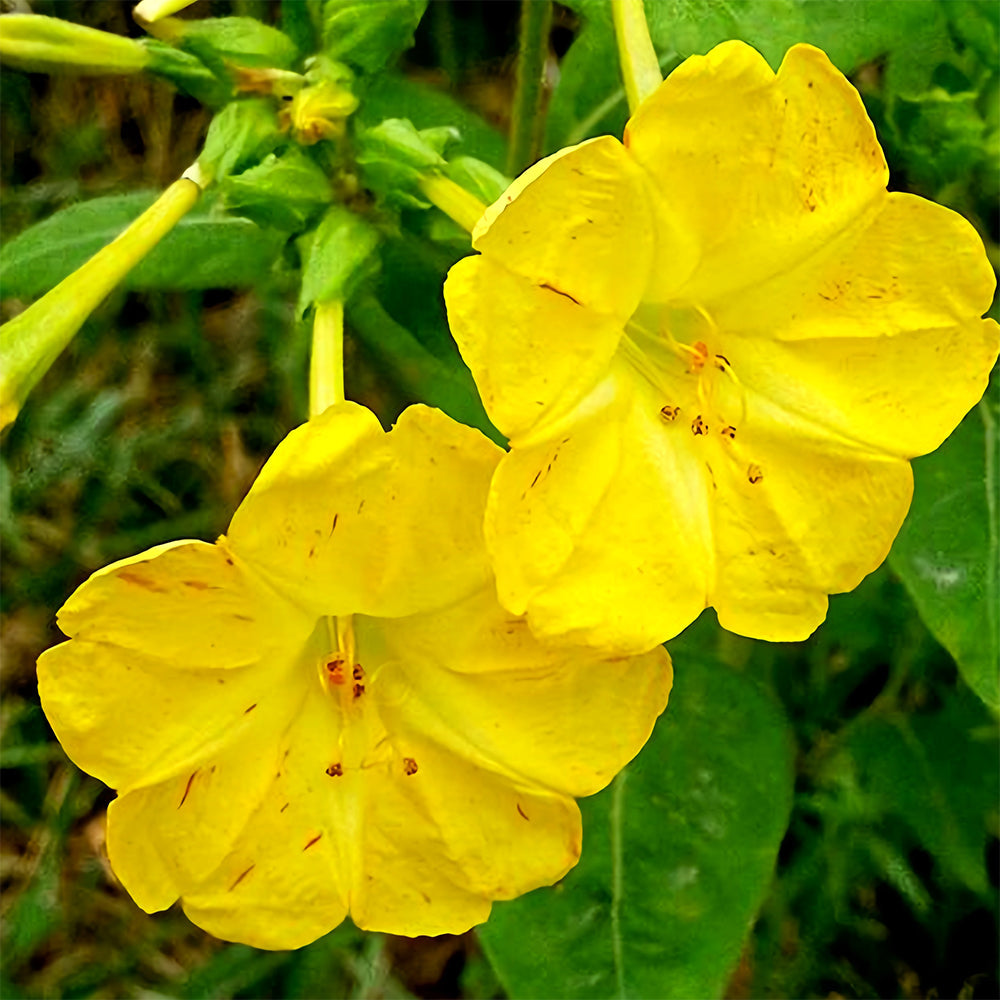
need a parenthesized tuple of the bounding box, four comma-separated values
(37, 403, 671, 949)
(444, 41, 1000, 653)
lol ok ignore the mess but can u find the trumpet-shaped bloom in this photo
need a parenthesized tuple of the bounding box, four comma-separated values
(37, 403, 672, 949)
(444, 41, 999, 653)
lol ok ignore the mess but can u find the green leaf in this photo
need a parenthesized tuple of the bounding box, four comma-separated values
(832, 689, 999, 893)
(479, 656, 794, 1000)
(359, 73, 507, 171)
(143, 38, 231, 107)
(0, 192, 285, 296)
(222, 147, 333, 232)
(547, 0, 953, 150)
(166, 16, 300, 72)
(297, 205, 381, 315)
(198, 98, 283, 183)
(889, 386, 1000, 711)
(320, 0, 427, 75)
(354, 118, 447, 209)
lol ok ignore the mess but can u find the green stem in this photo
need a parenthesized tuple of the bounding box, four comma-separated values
(612, 0, 662, 114)
(507, 0, 553, 175)
(309, 300, 345, 417)
(417, 174, 488, 235)
(0, 176, 201, 430)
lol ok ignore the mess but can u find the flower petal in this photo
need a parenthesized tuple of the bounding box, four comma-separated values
(723, 319, 999, 461)
(55, 539, 305, 669)
(365, 587, 673, 798)
(228, 403, 502, 619)
(471, 136, 656, 319)
(38, 634, 306, 792)
(712, 192, 998, 344)
(711, 393, 914, 640)
(179, 691, 352, 949)
(625, 42, 887, 305)
(445, 255, 626, 442)
(486, 364, 713, 651)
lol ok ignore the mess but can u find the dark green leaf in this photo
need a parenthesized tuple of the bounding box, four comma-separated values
(321, 0, 427, 74)
(355, 117, 447, 209)
(479, 656, 794, 999)
(889, 386, 999, 710)
(222, 147, 333, 232)
(0, 192, 285, 296)
(832, 689, 999, 893)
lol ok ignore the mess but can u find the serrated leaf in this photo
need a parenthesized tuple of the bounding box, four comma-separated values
(889, 385, 1000, 711)
(479, 656, 794, 1000)
(0, 192, 285, 297)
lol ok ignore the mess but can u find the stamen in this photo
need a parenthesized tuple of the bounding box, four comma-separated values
(747, 463, 763, 484)
(691, 415, 708, 436)
(403, 758, 418, 776)
(660, 404, 679, 422)
(326, 762, 343, 777)
(720, 425, 736, 439)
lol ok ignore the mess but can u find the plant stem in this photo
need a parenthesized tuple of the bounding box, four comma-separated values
(0, 177, 200, 430)
(507, 0, 553, 175)
(417, 174, 488, 235)
(309, 300, 345, 417)
(612, 0, 662, 114)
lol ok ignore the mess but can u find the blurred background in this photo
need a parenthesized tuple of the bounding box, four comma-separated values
(1, 1, 997, 997)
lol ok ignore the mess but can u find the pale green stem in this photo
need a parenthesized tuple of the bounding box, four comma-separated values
(133, 0, 201, 25)
(417, 174, 488, 235)
(0, 175, 202, 431)
(0, 14, 150, 74)
(309, 300, 345, 417)
(507, 0, 553, 176)
(612, 0, 662, 113)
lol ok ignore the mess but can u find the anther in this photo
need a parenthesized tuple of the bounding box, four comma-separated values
(326, 762, 343, 777)
(747, 464, 764, 484)
(352, 664, 364, 681)
(660, 405, 679, 422)
(325, 657, 346, 684)
(691, 415, 708, 436)
(714, 354, 731, 371)
(689, 341, 709, 373)
(403, 758, 418, 776)
(352, 683, 365, 700)
(720, 425, 736, 439)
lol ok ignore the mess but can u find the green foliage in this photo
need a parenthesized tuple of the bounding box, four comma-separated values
(320, 0, 428, 75)
(197, 98, 283, 183)
(889, 390, 999, 711)
(143, 38, 233, 106)
(166, 16, 300, 73)
(480, 656, 794, 999)
(222, 148, 334, 232)
(0, 192, 286, 296)
(296, 205, 381, 315)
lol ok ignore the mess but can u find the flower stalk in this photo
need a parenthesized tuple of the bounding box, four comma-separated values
(612, 0, 662, 113)
(417, 174, 488, 234)
(0, 175, 202, 430)
(309, 300, 346, 416)
(0, 14, 150, 74)
(507, 0, 553, 176)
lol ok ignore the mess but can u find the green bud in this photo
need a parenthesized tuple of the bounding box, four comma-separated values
(321, 0, 426, 75)
(0, 14, 149, 75)
(297, 205, 381, 316)
(355, 118, 448, 209)
(445, 156, 510, 207)
(198, 99, 283, 184)
(223, 148, 333, 232)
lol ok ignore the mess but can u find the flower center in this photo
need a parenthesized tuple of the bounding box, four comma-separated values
(311, 615, 416, 780)
(622, 303, 763, 486)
